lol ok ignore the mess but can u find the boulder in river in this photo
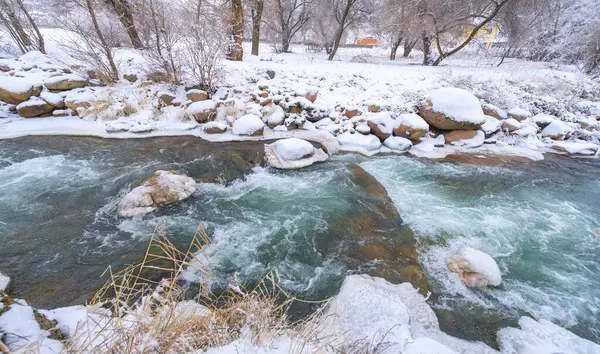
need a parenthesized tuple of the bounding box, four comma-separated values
(117, 170, 196, 218)
(447, 247, 502, 287)
(419, 88, 485, 130)
(265, 138, 328, 169)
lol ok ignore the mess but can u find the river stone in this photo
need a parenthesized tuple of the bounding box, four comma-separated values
(442, 130, 478, 145)
(44, 76, 89, 91)
(447, 247, 502, 288)
(16, 99, 55, 118)
(186, 89, 209, 102)
(335, 164, 430, 295)
(0, 81, 33, 105)
(117, 170, 196, 218)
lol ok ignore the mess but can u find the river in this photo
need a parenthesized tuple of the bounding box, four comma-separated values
(0, 136, 598, 346)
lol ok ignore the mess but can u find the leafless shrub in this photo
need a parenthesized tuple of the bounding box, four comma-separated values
(53, 0, 122, 81)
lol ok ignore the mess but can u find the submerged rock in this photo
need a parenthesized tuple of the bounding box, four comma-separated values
(117, 170, 196, 218)
(447, 247, 502, 287)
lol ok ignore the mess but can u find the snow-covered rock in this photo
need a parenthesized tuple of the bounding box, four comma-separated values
(188, 100, 217, 123)
(117, 170, 196, 218)
(186, 89, 208, 102)
(482, 103, 507, 120)
(531, 114, 555, 129)
(0, 77, 35, 104)
(552, 141, 599, 156)
(322, 275, 439, 350)
(272, 138, 315, 160)
(447, 247, 502, 287)
(40, 91, 65, 109)
(266, 105, 286, 128)
(366, 112, 395, 141)
(394, 113, 429, 142)
(383, 136, 413, 152)
(443, 130, 485, 148)
(203, 121, 228, 134)
(16, 98, 54, 118)
(265, 138, 328, 169)
(419, 88, 485, 130)
(481, 115, 501, 135)
(497, 316, 600, 354)
(232, 114, 265, 136)
(337, 132, 382, 153)
(44, 74, 88, 91)
(541, 120, 571, 140)
(507, 107, 532, 121)
(502, 118, 522, 132)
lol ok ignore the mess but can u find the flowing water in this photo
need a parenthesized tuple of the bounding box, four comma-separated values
(0, 136, 599, 345)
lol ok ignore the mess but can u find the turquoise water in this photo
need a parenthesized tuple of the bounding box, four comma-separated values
(0, 136, 599, 344)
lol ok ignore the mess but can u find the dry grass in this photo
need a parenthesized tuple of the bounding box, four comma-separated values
(62, 224, 329, 353)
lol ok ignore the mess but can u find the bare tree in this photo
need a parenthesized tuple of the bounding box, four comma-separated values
(227, 0, 244, 61)
(267, 0, 311, 52)
(105, 0, 144, 49)
(0, 0, 45, 54)
(250, 0, 265, 55)
(429, 0, 510, 66)
(55, 0, 121, 81)
(324, 0, 371, 61)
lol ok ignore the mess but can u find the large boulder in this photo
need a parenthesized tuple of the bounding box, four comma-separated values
(366, 112, 394, 141)
(447, 247, 502, 287)
(16, 98, 55, 118)
(117, 170, 196, 218)
(232, 114, 264, 136)
(419, 88, 485, 130)
(394, 113, 429, 142)
(502, 118, 522, 132)
(0, 77, 33, 104)
(44, 75, 88, 91)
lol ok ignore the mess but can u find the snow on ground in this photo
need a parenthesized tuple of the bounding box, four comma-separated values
(1, 39, 599, 162)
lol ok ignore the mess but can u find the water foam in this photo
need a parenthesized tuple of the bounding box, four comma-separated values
(361, 155, 600, 339)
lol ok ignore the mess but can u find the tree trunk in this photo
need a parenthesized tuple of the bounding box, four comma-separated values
(390, 35, 402, 60)
(281, 30, 290, 52)
(403, 40, 415, 57)
(16, 0, 45, 53)
(227, 0, 244, 61)
(422, 33, 432, 65)
(251, 0, 264, 56)
(328, 0, 353, 61)
(86, 0, 119, 80)
(107, 0, 143, 49)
